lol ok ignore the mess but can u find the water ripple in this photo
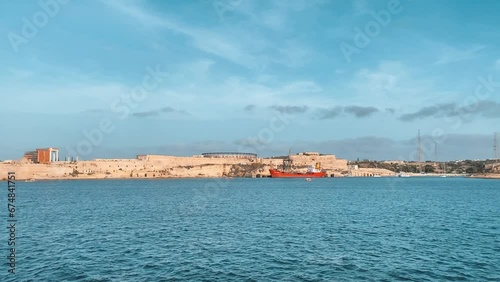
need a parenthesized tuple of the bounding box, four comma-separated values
(1, 178, 499, 281)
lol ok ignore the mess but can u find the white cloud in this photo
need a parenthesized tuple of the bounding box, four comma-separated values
(104, 0, 183, 31)
(2, 81, 126, 114)
(233, 0, 326, 28)
(260, 10, 287, 30)
(346, 61, 450, 109)
(102, 0, 317, 70)
(352, 0, 370, 15)
(434, 45, 486, 65)
(102, 0, 275, 69)
(102, 0, 259, 68)
(274, 41, 311, 67)
(282, 81, 322, 93)
(350, 61, 403, 96)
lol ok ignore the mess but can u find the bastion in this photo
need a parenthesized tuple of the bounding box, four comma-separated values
(0, 152, 349, 180)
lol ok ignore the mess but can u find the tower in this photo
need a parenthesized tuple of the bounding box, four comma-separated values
(417, 129, 423, 172)
(434, 141, 439, 172)
(434, 141, 438, 162)
(494, 132, 499, 161)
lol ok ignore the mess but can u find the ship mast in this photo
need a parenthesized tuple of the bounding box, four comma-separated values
(282, 148, 292, 172)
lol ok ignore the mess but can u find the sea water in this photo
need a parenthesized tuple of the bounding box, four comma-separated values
(2, 177, 499, 281)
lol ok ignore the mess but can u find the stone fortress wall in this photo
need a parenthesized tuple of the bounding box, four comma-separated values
(0, 152, 352, 180)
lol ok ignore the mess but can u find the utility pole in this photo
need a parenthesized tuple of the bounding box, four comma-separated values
(418, 129, 423, 173)
(434, 141, 438, 173)
(434, 141, 438, 162)
(494, 132, 499, 162)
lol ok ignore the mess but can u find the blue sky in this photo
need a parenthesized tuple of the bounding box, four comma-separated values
(1, 0, 499, 161)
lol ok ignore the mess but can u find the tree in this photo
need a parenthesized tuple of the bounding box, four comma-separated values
(424, 165, 435, 173)
(466, 167, 476, 174)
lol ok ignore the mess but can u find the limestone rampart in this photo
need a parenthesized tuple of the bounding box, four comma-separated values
(0, 153, 349, 180)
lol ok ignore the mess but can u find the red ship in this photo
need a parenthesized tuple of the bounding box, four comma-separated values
(269, 153, 326, 178)
(269, 168, 326, 178)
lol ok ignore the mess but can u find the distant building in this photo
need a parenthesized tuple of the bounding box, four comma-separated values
(23, 148, 59, 164)
(202, 152, 257, 159)
(24, 151, 37, 163)
(298, 152, 320, 156)
(36, 148, 59, 164)
(382, 160, 406, 165)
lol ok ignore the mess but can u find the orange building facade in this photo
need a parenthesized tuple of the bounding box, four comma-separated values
(23, 148, 59, 164)
(36, 148, 59, 164)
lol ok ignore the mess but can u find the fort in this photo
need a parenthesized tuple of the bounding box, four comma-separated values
(8, 147, 499, 180)
(0, 151, 391, 180)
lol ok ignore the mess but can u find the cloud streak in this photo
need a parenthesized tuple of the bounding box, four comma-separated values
(434, 45, 486, 65)
(102, 0, 260, 68)
(244, 104, 256, 112)
(271, 105, 308, 114)
(318, 106, 343, 119)
(399, 101, 500, 121)
(133, 107, 188, 118)
(344, 106, 379, 118)
(318, 105, 381, 119)
(102, 0, 317, 70)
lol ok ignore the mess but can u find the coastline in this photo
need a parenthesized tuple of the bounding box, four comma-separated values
(3, 154, 498, 181)
(469, 173, 500, 179)
(0, 153, 351, 181)
(13, 173, 500, 181)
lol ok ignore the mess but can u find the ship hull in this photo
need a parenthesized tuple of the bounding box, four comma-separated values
(269, 169, 326, 178)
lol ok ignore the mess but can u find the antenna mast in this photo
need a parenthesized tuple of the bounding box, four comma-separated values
(494, 132, 499, 161)
(434, 141, 438, 162)
(418, 129, 423, 173)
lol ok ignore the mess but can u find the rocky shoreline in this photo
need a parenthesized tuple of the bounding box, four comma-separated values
(469, 174, 500, 179)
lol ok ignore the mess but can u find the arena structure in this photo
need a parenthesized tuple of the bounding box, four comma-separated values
(201, 152, 257, 159)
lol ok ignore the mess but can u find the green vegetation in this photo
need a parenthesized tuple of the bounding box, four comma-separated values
(424, 165, 435, 173)
(351, 159, 498, 174)
(228, 163, 267, 177)
(70, 169, 80, 177)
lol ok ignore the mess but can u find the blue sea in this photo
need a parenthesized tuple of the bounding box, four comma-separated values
(2, 177, 500, 281)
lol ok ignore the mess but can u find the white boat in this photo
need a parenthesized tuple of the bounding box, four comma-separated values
(398, 173, 411, 178)
(440, 162, 447, 178)
(435, 143, 448, 178)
